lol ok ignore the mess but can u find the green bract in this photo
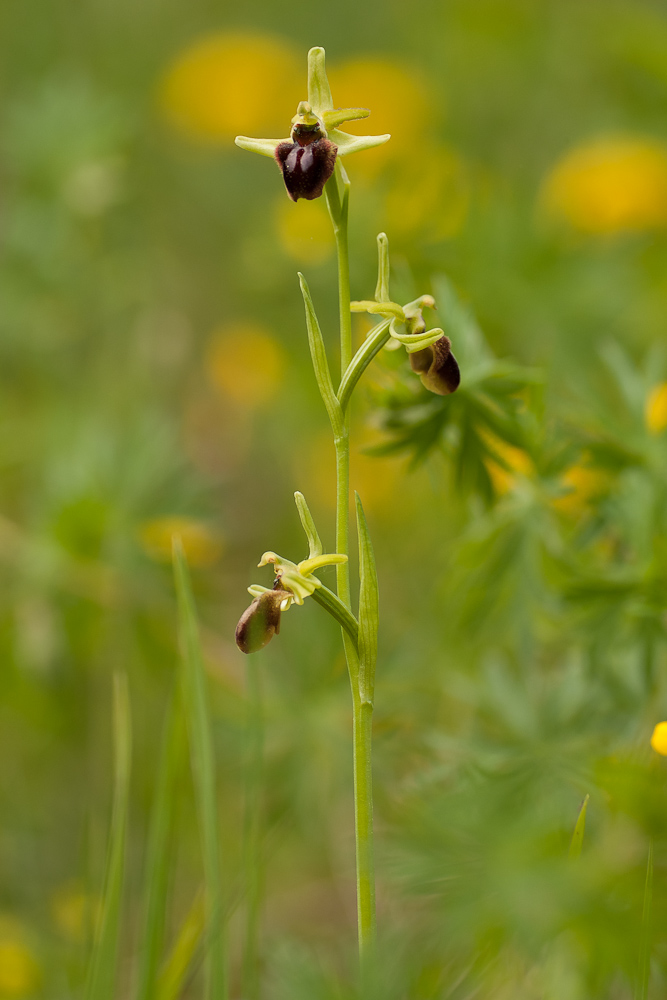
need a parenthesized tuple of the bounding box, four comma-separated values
(234, 46, 391, 160)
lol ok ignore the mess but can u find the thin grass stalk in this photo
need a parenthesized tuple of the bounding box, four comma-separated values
(173, 539, 227, 1000)
(135, 687, 183, 1000)
(242, 656, 264, 1000)
(635, 838, 653, 1000)
(84, 673, 132, 1000)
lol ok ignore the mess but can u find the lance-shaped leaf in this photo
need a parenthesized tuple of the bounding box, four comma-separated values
(294, 491, 323, 558)
(568, 793, 589, 859)
(84, 674, 132, 1000)
(636, 839, 654, 1000)
(298, 273, 343, 436)
(355, 493, 379, 705)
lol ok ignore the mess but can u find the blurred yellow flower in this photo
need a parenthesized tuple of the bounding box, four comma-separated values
(328, 57, 432, 175)
(207, 323, 285, 407)
(139, 517, 223, 567)
(275, 196, 335, 263)
(645, 381, 667, 434)
(542, 136, 667, 235)
(482, 433, 533, 495)
(51, 883, 99, 942)
(160, 32, 300, 142)
(553, 463, 612, 516)
(0, 919, 40, 998)
(385, 144, 469, 241)
(650, 721, 667, 755)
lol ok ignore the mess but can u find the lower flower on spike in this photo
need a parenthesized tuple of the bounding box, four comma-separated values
(235, 586, 292, 654)
(235, 547, 347, 653)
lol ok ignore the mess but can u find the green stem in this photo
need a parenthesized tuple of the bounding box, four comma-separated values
(353, 695, 376, 972)
(326, 162, 352, 611)
(338, 319, 392, 415)
(325, 161, 376, 971)
(242, 657, 263, 1000)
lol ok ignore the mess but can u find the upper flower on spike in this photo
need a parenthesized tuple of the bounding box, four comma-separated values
(235, 47, 391, 200)
(235, 547, 347, 653)
(351, 233, 461, 395)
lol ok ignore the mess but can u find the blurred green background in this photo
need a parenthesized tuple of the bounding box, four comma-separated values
(3, 0, 667, 996)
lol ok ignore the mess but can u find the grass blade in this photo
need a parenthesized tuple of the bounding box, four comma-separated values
(568, 793, 590, 860)
(635, 838, 653, 1000)
(355, 493, 379, 705)
(157, 890, 207, 1000)
(135, 688, 183, 1000)
(173, 538, 227, 1000)
(84, 673, 132, 1000)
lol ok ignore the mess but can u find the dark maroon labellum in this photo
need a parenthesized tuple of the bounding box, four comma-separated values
(275, 124, 338, 202)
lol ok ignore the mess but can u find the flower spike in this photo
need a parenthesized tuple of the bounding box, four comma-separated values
(235, 47, 390, 200)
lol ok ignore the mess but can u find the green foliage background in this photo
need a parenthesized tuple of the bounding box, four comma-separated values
(2, 0, 667, 996)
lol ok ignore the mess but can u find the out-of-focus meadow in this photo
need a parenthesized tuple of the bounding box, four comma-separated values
(3, 0, 667, 996)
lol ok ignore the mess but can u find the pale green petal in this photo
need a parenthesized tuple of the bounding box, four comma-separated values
(234, 135, 287, 158)
(350, 300, 404, 319)
(298, 553, 348, 576)
(329, 128, 391, 156)
(247, 584, 271, 598)
(322, 107, 370, 129)
(391, 327, 445, 353)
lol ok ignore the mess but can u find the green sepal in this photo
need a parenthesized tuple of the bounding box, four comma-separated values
(355, 493, 379, 705)
(375, 232, 390, 302)
(568, 793, 589, 859)
(329, 128, 391, 156)
(234, 135, 285, 158)
(307, 46, 334, 114)
(322, 107, 371, 129)
(298, 273, 344, 436)
(294, 491, 323, 558)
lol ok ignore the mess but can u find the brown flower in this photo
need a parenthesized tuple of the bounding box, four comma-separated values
(409, 334, 460, 395)
(235, 587, 292, 654)
(274, 121, 338, 202)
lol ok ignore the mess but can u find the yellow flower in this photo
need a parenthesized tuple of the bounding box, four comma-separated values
(552, 463, 611, 516)
(0, 919, 40, 997)
(139, 517, 223, 567)
(482, 432, 533, 495)
(160, 32, 301, 142)
(650, 721, 667, 755)
(51, 884, 99, 942)
(328, 57, 432, 175)
(645, 381, 667, 434)
(385, 143, 469, 241)
(275, 196, 334, 264)
(542, 136, 667, 235)
(207, 323, 285, 407)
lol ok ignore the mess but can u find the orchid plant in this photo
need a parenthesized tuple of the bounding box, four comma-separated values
(234, 46, 459, 975)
